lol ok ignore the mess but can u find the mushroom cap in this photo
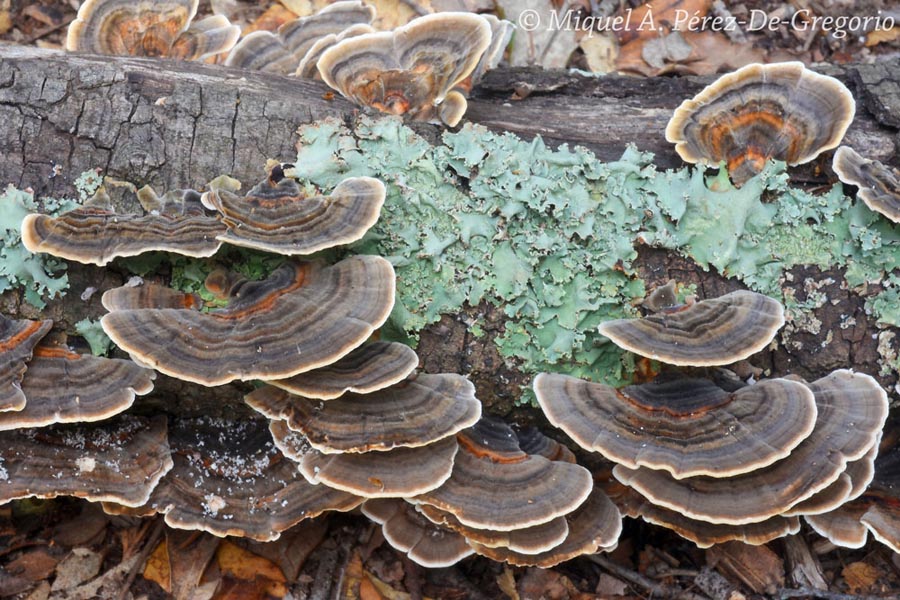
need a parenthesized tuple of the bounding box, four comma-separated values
(468, 489, 622, 568)
(21, 190, 225, 266)
(665, 61, 855, 185)
(783, 440, 878, 517)
(134, 417, 362, 541)
(225, 0, 375, 74)
(295, 23, 375, 79)
(317, 12, 492, 123)
(417, 503, 570, 554)
(833, 146, 900, 223)
(169, 15, 241, 61)
(451, 14, 513, 96)
(613, 370, 888, 525)
(805, 502, 870, 549)
(268, 419, 312, 462)
(270, 341, 418, 400)
(597, 290, 785, 367)
(204, 174, 385, 255)
(245, 374, 481, 454)
(361, 499, 474, 568)
(298, 436, 459, 497)
(437, 90, 469, 128)
(514, 426, 577, 464)
(535, 373, 816, 479)
(617, 486, 800, 549)
(66, 0, 238, 60)
(0, 316, 52, 412)
(860, 500, 900, 554)
(0, 415, 172, 507)
(101, 284, 203, 311)
(412, 420, 593, 531)
(0, 346, 155, 431)
(101, 256, 395, 386)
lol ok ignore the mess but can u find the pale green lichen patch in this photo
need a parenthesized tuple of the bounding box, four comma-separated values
(285, 116, 900, 395)
(0, 185, 71, 309)
(75, 317, 113, 356)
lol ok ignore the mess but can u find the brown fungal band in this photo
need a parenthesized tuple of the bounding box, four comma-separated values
(417, 503, 570, 555)
(784, 441, 878, 517)
(618, 486, 800, 548)
(225, 0, 375, 74)
(412, 420, 593, 531)
(22, 189, 225, 266)
(805, 503, 870, 549)
(535, 373, 816, 479)
(362, 499, 474, 568)
(666, 61, 855, 185)
(0, 415, 172, 507)
(613, 370, 888, 525)
(295, 23, 375, 79)
(101, 256, 395, 385)
(0, 346, 155, 431)
(246, 374, 481, 454)
(597, 290, 784, 366)
(468, 490, 622, 567)
(128, 417, 362, 541)
(270, 341, 418, 400)
(833, 146, 900, 223)
(101, 284, 204, 312)
(204, 174, 385, 255)
(317, 12, 492, 125)
(299, 436, 458, 498)
(0, 316, 52, 412)
(66, 0, 239, 60)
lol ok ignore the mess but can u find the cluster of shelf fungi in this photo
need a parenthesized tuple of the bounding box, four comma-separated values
(0, 0, 899, 580)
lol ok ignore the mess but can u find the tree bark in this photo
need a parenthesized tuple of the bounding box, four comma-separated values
(0, 46, 896, 200)
(0, 45, 898, 417)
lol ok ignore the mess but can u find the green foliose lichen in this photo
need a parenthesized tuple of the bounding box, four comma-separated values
(74, 318, 113, 356)
(0, 185, 72, 308)
(284, 116, 900, 393)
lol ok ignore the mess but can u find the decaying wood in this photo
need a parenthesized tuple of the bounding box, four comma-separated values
(0, 45, 896, 202)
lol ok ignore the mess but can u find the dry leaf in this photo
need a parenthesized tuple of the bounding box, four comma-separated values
(499, 0, 578, 68)
(368, 0, 431, 31)
(279, 0, 317, 17)
(866, 26, 900, 47)
(579, 34, 618, 74)
(143, 540, 171, 593)
(0, 10, 12, 36)
(6, 550, 58, 583)
(50, 549, 102, 593)
(843, 561, 883, 594)
(618, 0, 711, 45)
(339, 550, 365, 599)
(237, 519, 328, 582)
(596, 573, 629, 596)
(215, 540, 287, 598)
(641, 31, 693, 69)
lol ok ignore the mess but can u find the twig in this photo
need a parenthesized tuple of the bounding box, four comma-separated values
(588, 554, 711, 600)
(778, 587, 894, 600)
(116, 518, 165, 600)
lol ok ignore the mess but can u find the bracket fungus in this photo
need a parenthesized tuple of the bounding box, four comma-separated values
(417, 503, 570, 555)
(411, 418, 594, 532)
(317, 13, 493, 126)
(0, 345, 154, 431)
(362, 499, 474, 568)
(270, 341, 418, 400)
(298, 436, 459, 498)
(295, 23, 375, 79)
(612, 370, 887, 525)
(535, 373, 816, 479)
(202, 170, 385, 255)
(0, 415, 172, 507)
(245, 374, 481, 454)
(66, 0, 239, 60)
(597, 290, 785, 366)
(118, 417, 362, 541)
(0, 316, 52, 412)
(467, 490, 622, 568)
(224, 0, 375, 75)
(833, 146, 900, 223)
(101, 256, 395, 385)
(666, 62, 855, 185)
(22, 187, 225, 266)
